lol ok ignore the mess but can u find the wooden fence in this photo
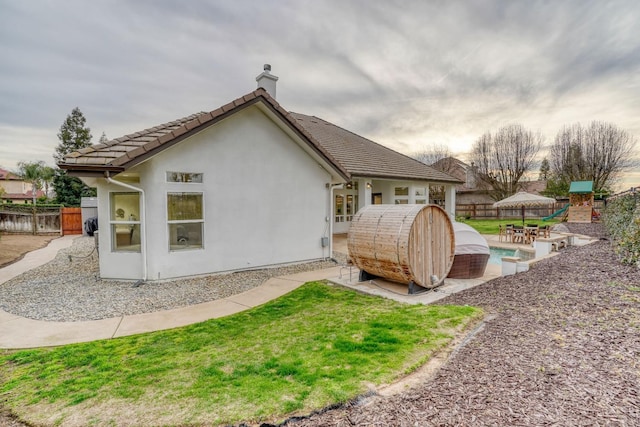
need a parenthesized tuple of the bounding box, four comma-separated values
(456, 200, 605, 220)
(0, 204, 62, 234)
(61, 207, 83, 235)
(456, 203, 558, 220)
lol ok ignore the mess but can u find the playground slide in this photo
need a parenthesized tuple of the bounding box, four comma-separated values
(543, 204, 569, 221)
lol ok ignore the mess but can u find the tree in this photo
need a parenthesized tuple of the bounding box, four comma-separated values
(53, 107, 96, 206)
(52, 169, 96, 206)
(539, 158, 550, 181)
(541, 176, 570, 199)
(413, 144, 452, 167)
(469, 124, 543, 201)
(17, 161, 48, 205)
(54, 107, 93, 163)
(98, 132, 109, 144)
(549, 121, 636, 192)
(412, 144, 457, 204)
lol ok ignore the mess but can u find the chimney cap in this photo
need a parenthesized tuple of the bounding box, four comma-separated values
(256, 64, 278, 97)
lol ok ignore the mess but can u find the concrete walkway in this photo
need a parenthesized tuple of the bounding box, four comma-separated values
(0, 236, 341, 349)
(2, 231, 545, 349)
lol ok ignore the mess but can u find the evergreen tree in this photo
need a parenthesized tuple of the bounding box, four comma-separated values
(539, 158, 550, 181)
(52, 169, 96, 206)
(53, 107, 96, 206)
(54, 107, 93, 163)
(98, 132, 109, 144)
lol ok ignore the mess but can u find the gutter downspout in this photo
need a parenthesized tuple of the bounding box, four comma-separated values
(105, 172, 147, 281)
(328, 183, 344, 258)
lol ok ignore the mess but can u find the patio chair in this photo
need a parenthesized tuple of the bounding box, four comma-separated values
(498, 225, 507, 242)
(505, 224, 515, 242)
(525, 225, 538, 244)
(539, 225, 550, 238)
(512, 226, 525, 243)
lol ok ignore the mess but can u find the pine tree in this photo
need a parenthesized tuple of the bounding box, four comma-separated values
(54, 107, 93, 163)
(53, 107, 96, 206)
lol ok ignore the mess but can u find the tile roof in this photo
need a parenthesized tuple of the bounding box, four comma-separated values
(60, 89, 460, 184)
(0, 168, 20, 180)
(290, 113, 460, 183)
(1, 190, 45, 200)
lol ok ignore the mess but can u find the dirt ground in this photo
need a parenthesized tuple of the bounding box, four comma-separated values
(0, 234, 57, 268)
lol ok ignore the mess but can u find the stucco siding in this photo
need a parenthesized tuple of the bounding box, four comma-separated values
(98, 106, 332, 280)
(96, 181, 144, 280)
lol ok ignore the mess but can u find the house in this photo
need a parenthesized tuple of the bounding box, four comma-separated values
(59, 66, 461, 281)
(0, 168, 44, 204)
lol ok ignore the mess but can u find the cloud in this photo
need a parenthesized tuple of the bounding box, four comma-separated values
(0, 0, 638, 191)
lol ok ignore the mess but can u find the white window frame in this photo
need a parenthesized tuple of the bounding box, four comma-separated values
(166, 171, 203, 183)
(394, 186, 409, 204)
(109, 191, 141, 253)
(167, 192, 205, 251)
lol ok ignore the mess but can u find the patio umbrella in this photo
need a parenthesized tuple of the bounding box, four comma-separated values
(492, 191, 556, 225)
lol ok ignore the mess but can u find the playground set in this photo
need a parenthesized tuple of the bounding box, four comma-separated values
(565, 181, 600, 223)
(542, 181, 600, 223)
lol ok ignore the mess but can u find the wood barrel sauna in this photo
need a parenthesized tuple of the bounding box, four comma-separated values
(347, 204, 455, 288)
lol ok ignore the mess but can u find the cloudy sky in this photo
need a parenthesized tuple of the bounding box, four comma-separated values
(1, 0, 639, 189)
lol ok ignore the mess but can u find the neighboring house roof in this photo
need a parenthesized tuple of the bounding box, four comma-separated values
(1, 190, 45, 200)
(431, 157, 468, 181)
(59, 89, 460, 184)
(521, 180, 547, 195)
(569, 181, 593, 193)
(0, 168, 20, 180)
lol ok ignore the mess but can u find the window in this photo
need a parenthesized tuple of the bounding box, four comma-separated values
(168, 192, 203, 250)
(110, 192, 141, 252)
(166, 171, 203, 183)
(346, 194, 358, 221)
(335, 195, 344, 222)
(394, 187, 409, 196)
(394, 186, 409, 204)
(415, 187, 427, 204)
(335, 193, 358, 222)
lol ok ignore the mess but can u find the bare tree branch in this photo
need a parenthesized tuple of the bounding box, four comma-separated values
(470, 124, 543, 201)
(550, 121, 636, 191)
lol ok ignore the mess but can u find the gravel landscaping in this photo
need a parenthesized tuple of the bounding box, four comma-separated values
(0, 237, 345, 322)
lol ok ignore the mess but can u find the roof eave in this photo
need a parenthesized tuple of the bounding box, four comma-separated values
(351, 173, 462, 184)
(58, 163, 124, 178)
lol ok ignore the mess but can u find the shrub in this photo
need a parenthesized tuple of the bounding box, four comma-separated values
(604, 193, 640, 267)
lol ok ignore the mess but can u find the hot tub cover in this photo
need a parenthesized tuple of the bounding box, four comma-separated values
(452, 222, 490, 255)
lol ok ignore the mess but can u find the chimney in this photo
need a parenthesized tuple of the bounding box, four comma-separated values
(256, 64, 278, 98)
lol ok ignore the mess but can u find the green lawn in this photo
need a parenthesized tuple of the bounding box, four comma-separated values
(458, 218, 560, 234)
(0, 282, 482, 426)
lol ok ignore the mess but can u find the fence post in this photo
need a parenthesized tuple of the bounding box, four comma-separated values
(32, 205, 37, 235)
